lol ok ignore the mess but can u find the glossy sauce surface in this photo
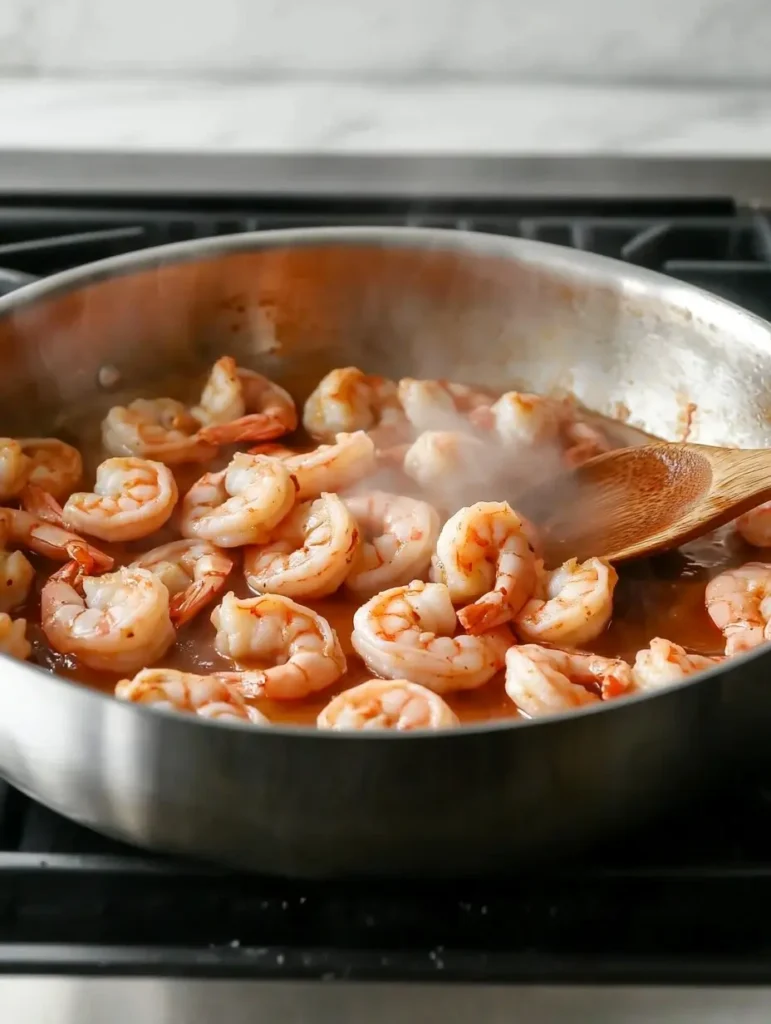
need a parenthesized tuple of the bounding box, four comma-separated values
(24, 393, 751, 728)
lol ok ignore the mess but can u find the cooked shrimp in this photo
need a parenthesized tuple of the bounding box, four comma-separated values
(303, 366, 405, 445)
(351, 580, 512, 693)
(735, 502, 771, 548)
(317, 678, 459, 731)
(130, 539, 234, 627)
(0, 612, 30, 660)
(0, 506, 113, 571)
(0, 438, 30, 500)
(470, 391, 561, 448)
(705, 562, 771, 655)
(41, 561, 175, 674)
(57, 457, 178, 543)
(0, 512, 34, 613)
(398, 378, 492, 432)
(402, 430, 491, 506)
(514, 557, 617, 646)
(18, 438, 82, 500)
(250, 431, 376, 501)
(343, 491, 440, 595)
(180, 453, 297, 548)
(115, 668, 268, 724)
(431, 501, 538, 634)
(505, 644, 633, 718)
(196, 359, 297, 444)
(211, 592, 346, 700)
(102, 397, 217, 464)
(243, 492, 358, 600)
(632, 638, 723, 692)
(561, 418, 611, 467)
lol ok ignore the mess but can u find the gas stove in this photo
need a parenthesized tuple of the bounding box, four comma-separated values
(2, 193, 771, 1021)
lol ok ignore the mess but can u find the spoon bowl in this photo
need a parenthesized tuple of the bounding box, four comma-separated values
(525, 442, 771, 566)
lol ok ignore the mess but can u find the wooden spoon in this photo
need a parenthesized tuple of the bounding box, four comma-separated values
(522, 442, 771, 566)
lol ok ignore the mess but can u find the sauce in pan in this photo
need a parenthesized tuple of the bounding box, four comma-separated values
(21, 382, 751, 728)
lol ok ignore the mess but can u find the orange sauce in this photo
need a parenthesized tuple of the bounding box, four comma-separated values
(24, 393, 751, 729)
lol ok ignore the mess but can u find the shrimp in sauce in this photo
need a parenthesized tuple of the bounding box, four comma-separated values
(343, 491, 440, 596)
(243, 492, 359, 600)
(303, 366, 406, 446)
(705, 562, 771, 656)
(130, 539, 234, 627)
(211, 591, 346, 700)
(632, 638, 723, 692)
(0, 513, 34, 613)
(41, 560, 175, 675)
(398, 378, 492, 433)
(58, 457, 178, 543)
(18, 438, 82, 500)
(0, 506, 113, 571)
(351, 580, 512, 693)
(0, 612, 31, 660)
(505, 644, 634, 718)
(180, 453, 297, 548)
(250, 431, 376, 501)
(317, 678, 458, 731)
(195, 358, 298, 445)
(102, 397, 217, 464)
(0, 438, 30, 501)
(116, 667, 268, 724)
(431, 501, 538, 634)
(515, 557, 617, 647)
(735, 502, 771, 548)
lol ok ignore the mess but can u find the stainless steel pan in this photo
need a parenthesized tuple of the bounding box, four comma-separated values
(0, 226, 770, 878)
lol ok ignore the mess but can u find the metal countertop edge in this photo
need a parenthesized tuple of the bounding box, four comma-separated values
(1, 152, 771, 201)
(0, 980, 770, 1024)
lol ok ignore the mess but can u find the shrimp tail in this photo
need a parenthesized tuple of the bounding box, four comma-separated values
(21, 483, 65, 525)
(197, 415, 292, 446)
(169, 577, 226, 628)
(458, 594, 517, 635)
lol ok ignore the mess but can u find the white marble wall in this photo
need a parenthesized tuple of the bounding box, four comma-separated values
(1, 0, 771, 82)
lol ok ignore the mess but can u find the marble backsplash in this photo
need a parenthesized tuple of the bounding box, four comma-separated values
(1, 0, 770, 83)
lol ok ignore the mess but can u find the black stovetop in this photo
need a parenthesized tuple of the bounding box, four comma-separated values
(2, 194, 771, 982)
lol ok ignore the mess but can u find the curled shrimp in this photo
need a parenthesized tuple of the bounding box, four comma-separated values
(397, 378, 492, 432)
(514, 557, 617, 646)
(115, 668, 268, 724)
(0, 506, 112, 571)
(561, 418, 611, 467)
(343, 491, 440, 596)
(55, 457, 178, 543)
(102, 397, 218, 464)
(130, 539, 234, 627)
(180, 452, 297, 548)
(470, 391, 561, 448)
(351, 580, 512, 693)
(18, 438, 82, 500)
(249, 431, 376, 501)
(243, 492, 359, 600)
(505, 644, 633, 718)
(735, 502, 771, 547)
(211, 592, 346, 700)
(0, 514, 34, 613)
(431, 501, 538, 634)
(41, 561, 175, 674)
(318, 678, 459, 732)
(401, 431, 490, 508)
(705, 562, 771, 655)
(632, 638, 723, 692)
(0, 438, 31, 500)
(0, 612, 30, 660)
(196, 359, 297, 445)
(303, 367, 405, 445)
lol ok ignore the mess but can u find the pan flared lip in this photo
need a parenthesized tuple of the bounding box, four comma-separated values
(0, 222, 767, 741)
(0, 639, 752, 741)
